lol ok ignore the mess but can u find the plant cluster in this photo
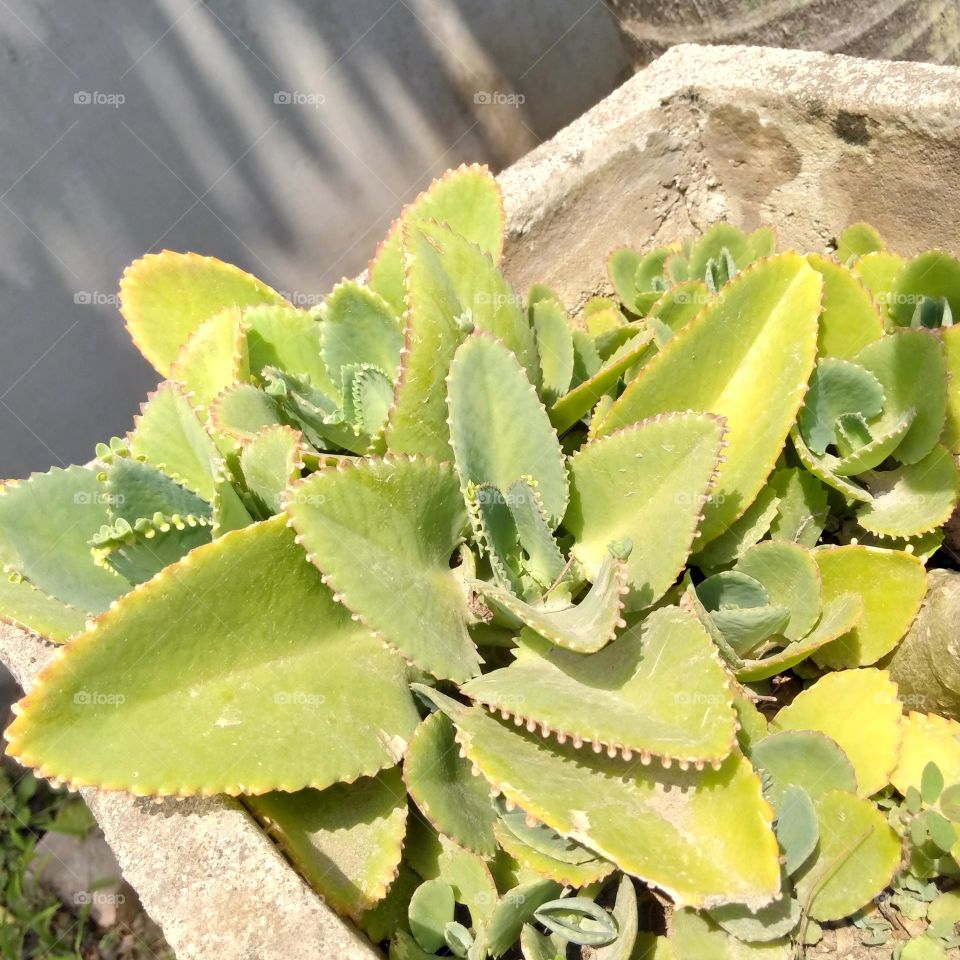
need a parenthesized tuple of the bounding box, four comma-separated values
(2, 166, 960, 957)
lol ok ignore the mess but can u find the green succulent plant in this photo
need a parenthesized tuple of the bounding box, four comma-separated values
(3, 168, 960, 957)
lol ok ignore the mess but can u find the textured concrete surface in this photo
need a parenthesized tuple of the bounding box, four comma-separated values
(5, 41, 960, 959)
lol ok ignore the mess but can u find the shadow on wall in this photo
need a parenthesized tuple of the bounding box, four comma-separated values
(0, 0, 630, 478)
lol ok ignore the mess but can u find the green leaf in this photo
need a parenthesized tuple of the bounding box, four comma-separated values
(485, 879, 563, 958)
(420, 689, 781, 910)
(854, 330, 947, 464)
(0, 466, 130, 613)
(288, 457, 480, 682)
(891, 713, 960, 797)
(404, 711, 497, 858)
(0, 574, 86, 644)
(692, 482, 780, 573)
(368, 164, 503, 315)
(776, 785, 819, 875)
(794, 789, 901, 922)
(608, 248, 644, 313)
(670, 908, 791, 958)
(501, 480, 565, 589)
(409, 878, 456, 953)
(491, 819, 613, 888)
(837, 223, 884, 265)
(495, 801, 605, 867)
(926, 810, 956, 852)
(889, 251, 960, 327)
(772, 668, 902, 796)
(852, 251, 905, 313)
(813, 545, 926, 668)
(321, 280, 403, 391)
(5, 516, 419, 795)
(900, 937, 948, 960)
(855, 444, 960, 538)
(239, 425, 302, 517)
(463, 604, 737, 764)
(120, 251, 285, 375)
(597, 254, 821, 543)
(687, 224, 756, 280)
(243, 303, 333, 392)
(448, 334, 567, 526)
(105, 456, 211, 524)
(210, 383, 286, 442)
(471, 556, 626, 654)
(708, 874, 801, 942)
(359, 864, 419, 943)
(941, 325, 960, 452)
(533, 897, 617, 947)
(806, 254, 883, 358)
(169, 305, 249, 413)
(247, 767, 407, 918)
(596, 876, 638, 960)
(566, 413, 723, 609)
(531, 298, 574, 404)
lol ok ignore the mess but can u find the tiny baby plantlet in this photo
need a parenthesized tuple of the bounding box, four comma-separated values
(2, 171, 960, 957)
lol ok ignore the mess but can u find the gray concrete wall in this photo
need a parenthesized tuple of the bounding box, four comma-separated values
(0, 0, 629, 478)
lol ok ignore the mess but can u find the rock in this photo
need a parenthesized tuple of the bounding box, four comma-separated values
(883, 568, 960, 720)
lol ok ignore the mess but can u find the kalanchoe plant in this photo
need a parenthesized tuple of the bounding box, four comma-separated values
(3, 167, 960, 958)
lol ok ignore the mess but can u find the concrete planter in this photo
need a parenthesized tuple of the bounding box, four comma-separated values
(4, 42, 960, 959)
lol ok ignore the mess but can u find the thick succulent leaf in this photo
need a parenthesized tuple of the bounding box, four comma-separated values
(768, 468, 828, 547)
(856, 444, 960, 537)
(491, 820, 613, 888)
(210, 383, 286, 442)
(0, 575, 86, 644)
(448, 334, 567, 526)
(0, 466, 130, 613)
(832, 408, 915, 475)
(496, 803, 599, 867)
(794, 789, 901, 922)
(734, 593, 863, 682)
(390, 930, 438, 960)
(597, 254, 821, 543)
(692, 483, 780, 573)
(409, 878, 455, 952)
(549, 331, 654, 434)
(169, 305, 249, 413)
(105, 457, 210, 524)
(749, 730, 858, 806)
(708, 605, 789, 657)
(243, 303, 332, 391)
(502, 480, 565, 589)
(670, 908, 790, 958)
(687, 224, 755, 279)
(812, 545, 926, 669)
(468, 484, 524, 595)
(942, 326, 960, 452)
(776, 787, 819, 876)
(854, 330, 947, 464)
(734, 541, 821, 641)
(596, 876, 639, 960)
(321, 281, 403, 390)
(420, 689, 781, 910)
(796, 358, 884, 456)
(852, 251, 905, 313)
(608, 248, 644, 313)
(247, 766, 407, 919)
(5, 516, 419, 795)
(891, 713, 960, 796)
(404, 711, 497, 858)
(806, 255, 883, 358)
(239, 425, 302, 517)
(531, 297, 574, 404)
(837, 223, 884, 264)
(128, 383, 220, 500)
(772, 668, 902, 796)
(211, 469, 253, 536)
(485, 879, 563, 958)
(888, 251, 960, 327)
(368, 164, 503, 314)
(463, 604, 736, 763)
(119, 251, 285, 375)
(471, 556, 626, 654)
(359, 865, 420, 943)
(566, 413, 723, 609)
(708, 872, 801, 942)
(790, 426, 871, 503)
(90, 513, 212, 584)
(287, 457, 480, 682)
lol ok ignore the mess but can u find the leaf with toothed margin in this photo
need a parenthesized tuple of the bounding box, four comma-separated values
(852, 251, 904, 314)
(169, 305, 249, 413)
(243, 303, 334, 394)
(831, 408, 915, 475)
(492, 820, 613, 888)
(531, 297, 574, 405)
(246, 766, 407, 919)
(571, 330, 601, 386)
(708, 870, 801, 942)
(358, 864, 419, 944)
(806, 255, 883, 358)
(549, 331, 654, 434)
(4, 515, 419, 796)
(771, 668, 902, 797)
(484, 879, 563, 958)
(855, 445, 960, 537)
(854, 330, 947, 465)
(565, 413, 724, 610)
(794, 789, 901, 923)
(670, 908, 791, 958)
(0, 574, 87, 644)
(448, 334, 568, 527)
(942, 326, 960, 452)
(472, 556, 625, 654)
(239, 425, 302, 517)
(496, 800, 607, 866)
(888, 251, 960, 327)
(812, 545, 926, 669)
(749, 730, 858, 807)
(368, 164, 503, 315)
(502, 480, 565, 589)
(211, 468, 253, 536)
(321, 281, 403, 391)
(733, 593, 863, 682)
(790, 426, 871, 503)
(128, 383, 220, 500)
(597, 254, 821, 544)
(210, 383, 287, 442)
(119, 251, 286, 375)
(768, 467, 828, 548)
(463, 605, 737, 764)
(90, 512, 213, 583)
(0, 466, 131, 613)
(837, 223, 884, 265)
(692, 483, 780, 574)
(891, 713, 960, 796)
(403, 711, 498, 858)
(417, 688, 781, 910)
(467, 484, 524, 595)
(608, 248, 645, 314)
(287, 457, 480, 682)
(596, 875, 639, 960)
(105, 457, 211, 524)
